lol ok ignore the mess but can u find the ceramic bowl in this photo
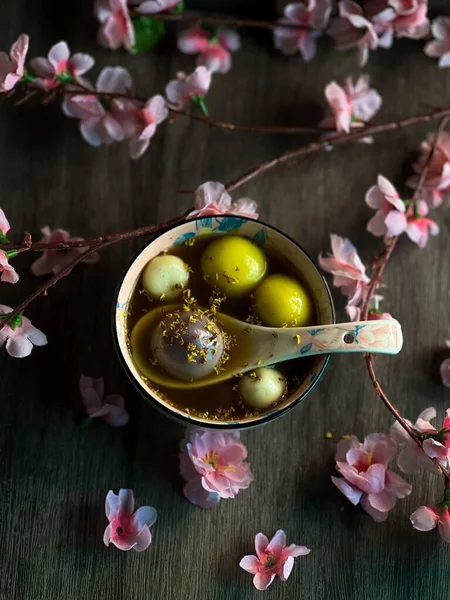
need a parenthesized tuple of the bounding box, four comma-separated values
(113, 216, 335, 429)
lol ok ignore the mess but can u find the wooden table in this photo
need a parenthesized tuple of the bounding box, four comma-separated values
(1, 1, 450, 599)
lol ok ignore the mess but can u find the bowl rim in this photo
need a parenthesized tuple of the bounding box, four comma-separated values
(111, 215, 335, 430)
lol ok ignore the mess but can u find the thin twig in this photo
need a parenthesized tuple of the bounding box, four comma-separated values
(18, 81, 319, 136)
(130, 9, 307, 31)
(361, 116, 450, 484)
(224, 108, 450, 191)
(0, 213, 189, 330)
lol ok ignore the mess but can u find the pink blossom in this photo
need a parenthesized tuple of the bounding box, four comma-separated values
(347, 294, 389, 322)
(116, 95, 169, 159)
(320, 75, 382, 134)
(0, 251, 19, 284)
(327, 0, 378, 66)
(389, 0, 429, 39)
(365, 174, 407, 237)
(179, 427, 253, 509)
(0, 305, 47, 358)
(177, 27, 241, 74)
(165, 67, 212, 110)
(420, 409, 450, 469)
(104, 489, 157, 551)
(135, 0, 183, 14)
(30, 41, 94, 90)
(441, 358, 450, 387)
(368, 310, 393, 320)
(405, 201, 439, 248)
(30, 226, 99, 276)
(0, 34, 29, 92)
(240, 530, 310, 591)
(367, 0, 429, 46)
(410, 505, 450, 543)
(62, 67, 132, 147)
(331, 433, 411, 521)
(80, 374, 129, 427)
(407, 132, 450, 207)
(0, 208, 10, 236)
(318, 234, 370, 312)
(95, 0, 135, 51)
(390, 407, 439, 474)
(273, 1, 332, 62)
(425, 17, 450, 68)
(190, 181, 259, 220)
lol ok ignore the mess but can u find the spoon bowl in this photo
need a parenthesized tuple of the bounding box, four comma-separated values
(131, 305, 403, 390)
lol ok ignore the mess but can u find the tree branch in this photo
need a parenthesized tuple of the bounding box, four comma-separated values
(130, 9, 308, 31)
(0, 213, 189, 330)
(224, 107, 450, 191)
(361, 116, 450, 484)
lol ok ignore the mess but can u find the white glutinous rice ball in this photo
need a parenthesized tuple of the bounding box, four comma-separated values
(239, 367, 287, 409)
(142, 255, 190, 300)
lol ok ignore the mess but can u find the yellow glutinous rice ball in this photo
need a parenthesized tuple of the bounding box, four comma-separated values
(201, 236, 267, 297)
(254, 274, 313, 327)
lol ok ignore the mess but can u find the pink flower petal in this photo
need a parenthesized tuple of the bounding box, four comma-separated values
(102, 405, 129, 427)
(145, 95, 169, 124)
(0, 208, 10, 236)
(239, 555, 260, 574)
(133, 525, 152, 551)
(255, 532, 269, 559)
(331, 475, 363, 505)
(285, 544, 311, 557)
(48, 41, 70, 69)
(384, 470, 412, 498)
(133, 506, 157, 529)
(105, 490, 120, 520)
(253, 572, 276, 591)
(360, 494, 389, 521)
(385, 210, 407, 236)
(103, 523, 112, 546)
(5, 334, 33, 358)
(367, 489, 396, 512)
(367, 211, 388, 237)
(438, 509, 450, 542)
(118, 488, 135, 516)
(423, 438, 449, 466)
(280, 555, 294, 581)
(396, 445, 422, 474)
(410, 506, 439, 531)
(70, 53, 95, 75)
(177, 27, 209, 54)
(183, 477, 221, 508)
(97, 66, 133, 94)
(194, 181, 231, 211)
(266, 529, 286, 554)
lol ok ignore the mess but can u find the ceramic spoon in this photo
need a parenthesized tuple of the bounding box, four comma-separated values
(130, 305, 403, 390)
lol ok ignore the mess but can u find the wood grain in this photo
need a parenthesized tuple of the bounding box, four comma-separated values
(0, 1, 450, 599)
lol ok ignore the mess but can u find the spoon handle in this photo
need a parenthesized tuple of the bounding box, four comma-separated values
(287, 319, 403, 357)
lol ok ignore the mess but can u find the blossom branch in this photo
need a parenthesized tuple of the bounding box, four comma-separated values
(225, 107, 450, 192)
(131, 10, 308, 31)
(0, 213, 189, 330)
(361, 116, 450, 485)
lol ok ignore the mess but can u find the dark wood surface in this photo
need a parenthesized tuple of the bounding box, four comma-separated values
(1, 2, 450, 599)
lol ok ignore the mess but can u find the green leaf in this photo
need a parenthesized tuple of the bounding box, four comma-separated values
(130, 16, 166, 54)
(169, 0, 185, 14)
(5, 249, 18, 260)
(10, 314, 23, 330)
(190, 95, 209, 116)
(0, 233, 10, 244)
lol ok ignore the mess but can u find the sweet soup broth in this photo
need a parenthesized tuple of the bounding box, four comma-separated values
(127, 233, 317, 422)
